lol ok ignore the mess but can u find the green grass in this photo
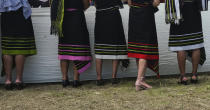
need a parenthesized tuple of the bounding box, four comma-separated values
(0, 74, 210, 110)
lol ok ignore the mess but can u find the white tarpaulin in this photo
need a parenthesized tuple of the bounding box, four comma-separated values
(0, 4, 210, 83)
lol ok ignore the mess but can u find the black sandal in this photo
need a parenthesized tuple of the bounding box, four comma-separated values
(15, 82, 25, 90)
(178, 75, 188, 85)
(96, 79, 104, 86)
(191, 74, 198, 84)
(62, 80, 70, 88)
(5, 83, 13, 90)
(112, 78, 120, 85)
(72, 80, 82, 88)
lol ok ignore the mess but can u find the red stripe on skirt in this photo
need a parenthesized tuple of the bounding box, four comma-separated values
(128, 47, 158, 51)
(128, 53, 159, 60)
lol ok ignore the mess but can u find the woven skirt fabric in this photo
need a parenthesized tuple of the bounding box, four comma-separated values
(58, 10, 92, 73)
(1, 8, 37, 55)
(169, 2, 206, 65)
(94, 8, 128, 59)
(128, 7, 159, 75)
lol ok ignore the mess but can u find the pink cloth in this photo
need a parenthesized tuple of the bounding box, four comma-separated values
(59, 50, 90, 52)
(58, 55, 92, 61)
(78, 62, 91, 73)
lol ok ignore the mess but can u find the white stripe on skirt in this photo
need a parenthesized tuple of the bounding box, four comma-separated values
(169, 43, 204, 51)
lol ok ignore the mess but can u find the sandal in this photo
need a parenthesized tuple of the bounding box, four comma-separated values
(72, 80, 82, 88)
(135, 77, 152, 91)
(112, 78, 120, 85)
(62, 80, 70, 88)
(96, 79, 104, 86)
(191, 73, 198, 84)
(5, 83, 13, 90)
(15, 82, 25, 90)
(178, 74, 188, 85)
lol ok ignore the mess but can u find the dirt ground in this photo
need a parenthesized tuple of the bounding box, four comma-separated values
(0, 74, 210, 110)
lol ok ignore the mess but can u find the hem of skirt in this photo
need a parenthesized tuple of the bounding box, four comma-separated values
(2, 50, 37, 55)
(128, 53, 159, 60)
(78, 62, 91, 74)
(169, 43, 204, 52)
(58, 55, 92, 61)
(95, 55, 128, 59)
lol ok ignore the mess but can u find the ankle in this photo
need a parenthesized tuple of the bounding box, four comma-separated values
(192, 73, 197, 76)
(97, 76, 102, 80)
(15, 79, 22, 83)
(135, 79, 143, 85)
(112, 76, 116, 79)
(74, 77, 79, 81)
(62, 76, 68, 80)
(137, 77, 144, 81)
(112, 73, 117, 78)
(5, 80, 12, 84)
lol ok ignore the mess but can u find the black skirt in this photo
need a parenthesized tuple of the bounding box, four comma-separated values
(58, 10, 92, 73)
(169, 2, 204, 51)
(169, 2, 206, 65)
(1, 8, 37, 55)
(94, 8, 127, 59)
(128, 6, 159, 75)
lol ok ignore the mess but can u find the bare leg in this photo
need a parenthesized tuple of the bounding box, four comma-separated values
(112, 60, 119, 78)
(3, 55, 13, 84)
(136, 59, 147, 80)
(111, 60, 120, 84)
(136, 59, 139, 69)
(60, 60, 69, 80)
(15, 55, 25, 83)
(73, 65, 80, 80)
(96, 58, 102, 80)
(191, 49, 200, 79)
(73, 65, 81, 87)
(135, 59, 152, 90)
(177, 51, 187, 81)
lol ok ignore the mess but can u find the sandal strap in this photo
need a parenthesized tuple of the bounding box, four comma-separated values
(180, 74, 186, 78)
(192, 73, 198, 76)
(180, 74, 188, 81)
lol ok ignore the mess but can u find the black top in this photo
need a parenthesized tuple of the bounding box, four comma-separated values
(64, 0, 84, 10)
(131, 0, 153, 4)
(95, 0, 123, 9)
(184, 0, 193, 2)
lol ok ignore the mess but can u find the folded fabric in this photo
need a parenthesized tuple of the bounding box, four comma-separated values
(131, 0, 153, 7)
(50, 0, 64, 37)
(201, 0, 208, 11)
(165, 0, 208, 24)
(165, 0, 183, 24)
(132, 0, 153, 3)
(0, 0, 31, 19)
(194, 0, 208, 11)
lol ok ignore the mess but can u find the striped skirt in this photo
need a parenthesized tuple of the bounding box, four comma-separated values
(59, 10, 92, 73)
(169, 2, 206, 65)
(94, 8, 127, 59)
(1, 8, 37, 55)
(128, 7, 159, 76)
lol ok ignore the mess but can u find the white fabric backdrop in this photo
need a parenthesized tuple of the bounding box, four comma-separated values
(0, 4, 210, 83)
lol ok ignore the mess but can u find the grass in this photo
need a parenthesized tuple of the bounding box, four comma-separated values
(0, 74, 210, 110)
